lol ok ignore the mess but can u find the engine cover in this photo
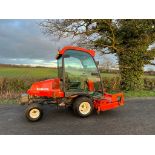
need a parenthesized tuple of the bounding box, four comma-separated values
(27, 78, 64, 98)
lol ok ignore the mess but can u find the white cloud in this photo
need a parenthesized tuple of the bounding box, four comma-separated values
(0, 57, 57, 67)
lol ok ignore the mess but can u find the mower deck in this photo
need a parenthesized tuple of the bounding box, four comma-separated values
(94, 93, 124, 113)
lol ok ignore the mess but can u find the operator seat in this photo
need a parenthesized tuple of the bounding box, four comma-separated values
(86, 80, 95, 92)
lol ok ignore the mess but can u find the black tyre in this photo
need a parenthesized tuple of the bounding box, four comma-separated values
(25, 103, 43, 122)
(73, 97, 94, 117)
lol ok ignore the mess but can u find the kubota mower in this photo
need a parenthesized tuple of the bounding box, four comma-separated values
(20, 46, 124, 122)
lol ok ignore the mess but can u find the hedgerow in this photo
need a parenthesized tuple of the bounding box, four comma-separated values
(1, 77, 155, 100)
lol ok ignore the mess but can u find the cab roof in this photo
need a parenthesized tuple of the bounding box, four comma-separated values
(56, 46, 95, 59)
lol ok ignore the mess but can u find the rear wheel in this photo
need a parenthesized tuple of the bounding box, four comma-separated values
(73, 97, 94, 117)
(25, 103, 43, 122)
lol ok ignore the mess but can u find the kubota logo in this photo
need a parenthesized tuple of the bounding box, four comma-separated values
(37, 88, 49, 91)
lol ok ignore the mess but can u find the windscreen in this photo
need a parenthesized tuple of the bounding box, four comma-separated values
(63, 50, 102, 93)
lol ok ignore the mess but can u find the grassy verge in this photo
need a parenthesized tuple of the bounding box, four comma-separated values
(0, 99, 18, 104)
(125, 90, 155, 98)
(1, 90, 155, 105)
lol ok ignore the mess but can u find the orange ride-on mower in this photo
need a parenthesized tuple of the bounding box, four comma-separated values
(20, 46, 124, 122)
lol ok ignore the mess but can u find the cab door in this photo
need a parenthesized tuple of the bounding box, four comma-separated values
(63, 49, 103, 95)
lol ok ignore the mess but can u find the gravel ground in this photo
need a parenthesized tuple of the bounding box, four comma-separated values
(0, 99, 155, 135)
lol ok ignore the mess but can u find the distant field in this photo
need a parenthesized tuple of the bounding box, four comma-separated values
(1, 65, 155, 100)
(0, 65, 118, 79)
(101, 72, 119, 78)
(0, 66, 155, 79)
(0, 66, 57, 79)
(143, 75, 155, 79)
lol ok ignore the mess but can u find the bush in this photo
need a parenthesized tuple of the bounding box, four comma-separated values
(1, 77, 155, 100)
(144, 78, 155, 91)
(0, 78, 42, 99)
(102, 77, 121, 92)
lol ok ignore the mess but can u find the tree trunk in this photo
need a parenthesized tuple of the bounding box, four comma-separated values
(118, 52, 144, 91)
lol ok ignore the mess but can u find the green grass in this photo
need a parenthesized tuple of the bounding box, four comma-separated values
(143, 75, 155, 79)
(125, 90, 155, 97)
(0, 65, 155, 79)
(101, 72, 119, 78)
(0, 98, 18, 104)
(1, 65, 155, 100)
(101, 73, 155, 79)
(1, 90, 155, 104)
(0, 66, 57, 79)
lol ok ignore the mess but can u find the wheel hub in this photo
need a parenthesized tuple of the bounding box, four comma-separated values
(79, 102, 91, 115)
(29, 108, 40, 119)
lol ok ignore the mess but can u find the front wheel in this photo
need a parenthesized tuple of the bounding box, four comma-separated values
(25, 103, 43, 122)
(73, 97, 94, 117)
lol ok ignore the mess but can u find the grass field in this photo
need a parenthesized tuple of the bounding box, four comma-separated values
(0, 66, 57, 79)
(0, 66, 118, 79)
(1, 65, 155, 100)
(0, 66, 155, 79)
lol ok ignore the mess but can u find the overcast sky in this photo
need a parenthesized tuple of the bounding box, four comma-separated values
(0, 19, 154, 70)
(0, 19, 72, 67)
(0, 19, 117, 68)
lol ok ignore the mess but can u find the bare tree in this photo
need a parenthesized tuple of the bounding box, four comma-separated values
(40, 19, 117, 52)
(40, 19, 155, 90)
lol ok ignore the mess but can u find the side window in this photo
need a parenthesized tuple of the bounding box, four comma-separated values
(64, 57, 84, 81)
(64, 56, 86, 91)
(63, 50, 102, 93)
